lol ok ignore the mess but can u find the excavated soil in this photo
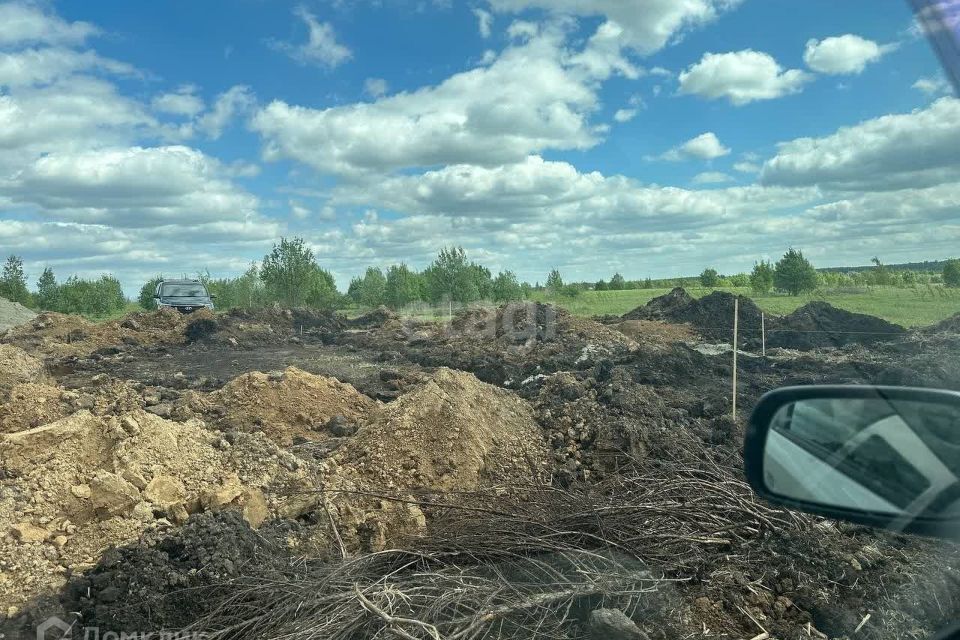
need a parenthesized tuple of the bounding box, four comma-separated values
(623, 288, 909, 351)
(0, 344, 48, 400)
(203, 366, 382, 446)
(2, 300, 960, 639)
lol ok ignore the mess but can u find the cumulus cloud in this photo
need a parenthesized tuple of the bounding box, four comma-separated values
(270, 6, 352, 69)
(196, 85, 256, 139)
(661, 132, 730, 161)
(486, 0, 742, 55)
(692, 171, 734, 184)
(473, 7, 493, 38)
(803, 34, 893, 75)
(678, 50, 812, 105)
(152, 86, 205, 117)
(613, 108, 637, 122)
(0, 47, 136, 87)
(733, 161, 761, 174)
(252, 22, 628, 175)
(761, 97, 960, 191)
(4, 146, 263, 227)
(0, 1, 97, 46)
(913, 75, 951, 95)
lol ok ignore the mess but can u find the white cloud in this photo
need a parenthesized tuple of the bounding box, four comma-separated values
(613, 108, 637, 123)
(473, 7, 493, 38)
(803, 34, 893, 75)
(0, 2, 97, 46)
(152, 87, 205, 117)
(678, 50, 812, 105)
(196, 85, 256, 139)
(692, 171, 734, 184)
(364, 77, 389, 98)
(290, 201, 311, 219)
(761, 97, 960, 191)
(913, 75, 951, 96)
(271, 6, 352, 69)
(661, 132, 730, 161)
(0, 47, 136, 87)
(4, 146, 263, 227)
(733, 161, 761, 173)
(487, 0, 742, 55)
(252, 22, 627, 175)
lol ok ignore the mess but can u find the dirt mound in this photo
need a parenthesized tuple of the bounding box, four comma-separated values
(0, 344, 48, 399)
(219, 307, 346, 344)
(2, 309, 191, 358)
(0, 378, 144, 434)
(921, 311, 960, 335)
(610, 319, 697, 345)
(330, 367, 549, 492)
(345, 301, 637, 386)
(620, 289, 765, 348)
(622, 287, 694, 321)
(770, 301, 906, 350)
(349, 305, 398, 328)
(0, 297, 36, 335)
(207, 366, 380, 446)
(304, 368, 551, 551)
(0, 407, 316, 614)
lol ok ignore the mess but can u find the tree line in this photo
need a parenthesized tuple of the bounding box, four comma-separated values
(2, 241, 958, 318)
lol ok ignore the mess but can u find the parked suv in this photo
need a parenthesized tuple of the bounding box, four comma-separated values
(153, 279, 214, 313)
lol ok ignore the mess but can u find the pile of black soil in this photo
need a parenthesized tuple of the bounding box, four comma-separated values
(770, 301, 906, 350)
(59, 511, 294, 635)
(222, 306, 346, 343)
(183, 315, 219, 342)
(622, 288, 764, 348)
(622, 287, 693, 321)
(921, 311, 960, 335)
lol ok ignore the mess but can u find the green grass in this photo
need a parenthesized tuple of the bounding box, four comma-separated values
(532, 286, 960, 328)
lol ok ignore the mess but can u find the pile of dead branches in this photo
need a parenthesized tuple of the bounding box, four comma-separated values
(175, 462, 804, 640)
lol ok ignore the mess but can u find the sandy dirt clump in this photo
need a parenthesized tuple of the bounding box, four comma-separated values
(207, 366, 381, 446)
(0, 344, 49, 400)
(0, 407, 316, 615)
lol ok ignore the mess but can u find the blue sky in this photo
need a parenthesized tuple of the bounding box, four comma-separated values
(1, 0, 958, 293)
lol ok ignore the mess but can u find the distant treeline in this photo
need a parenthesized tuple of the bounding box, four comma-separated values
(2, 241, 958, 318)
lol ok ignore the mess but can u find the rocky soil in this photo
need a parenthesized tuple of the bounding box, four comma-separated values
(1, 300, 959, 639)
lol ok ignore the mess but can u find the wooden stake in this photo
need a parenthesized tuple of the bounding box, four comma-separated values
(761, 312, 766, 357)
(732, 297, 739, 421)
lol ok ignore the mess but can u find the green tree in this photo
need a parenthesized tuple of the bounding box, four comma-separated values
(609, 273, 625, 290)
(728, 273, 749, 287)
(699, 268, 720, 288)
(773, 249, 818, 296)
(304, 266, 339, 309)
(750, 260, 775, 295)
(138, 276, 164, 310)
(260, 237, 321, 307)
(870, 257, 893, 286)
(492, 270, 522, 302)
(346, 276, 364, 304)
(359, 267, 387, 307)
(594, 279, 608, 291)
(36, 267, 59, 310)
(943, 259, 960, 288)
(423, 246, 481, 303)
(384, 264, 421, 309)
(545, 269, 563, 292)
(642, 277, 653, 289)
(0, 255, 30, 305)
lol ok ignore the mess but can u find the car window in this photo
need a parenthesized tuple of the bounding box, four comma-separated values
(160, 284, 208, 297)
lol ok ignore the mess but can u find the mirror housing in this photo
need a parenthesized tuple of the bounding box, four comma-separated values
(745, 385, 960, 539)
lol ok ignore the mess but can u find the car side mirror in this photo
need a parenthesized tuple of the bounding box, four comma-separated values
(153, 295, 160, 300)
(210, 294, 217, 299)
(744, 385, 960, 539)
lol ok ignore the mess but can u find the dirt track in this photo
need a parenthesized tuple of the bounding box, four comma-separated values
(2, 295, 960, 639)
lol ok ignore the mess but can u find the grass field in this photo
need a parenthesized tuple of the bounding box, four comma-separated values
(532, 286, 960, 328)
